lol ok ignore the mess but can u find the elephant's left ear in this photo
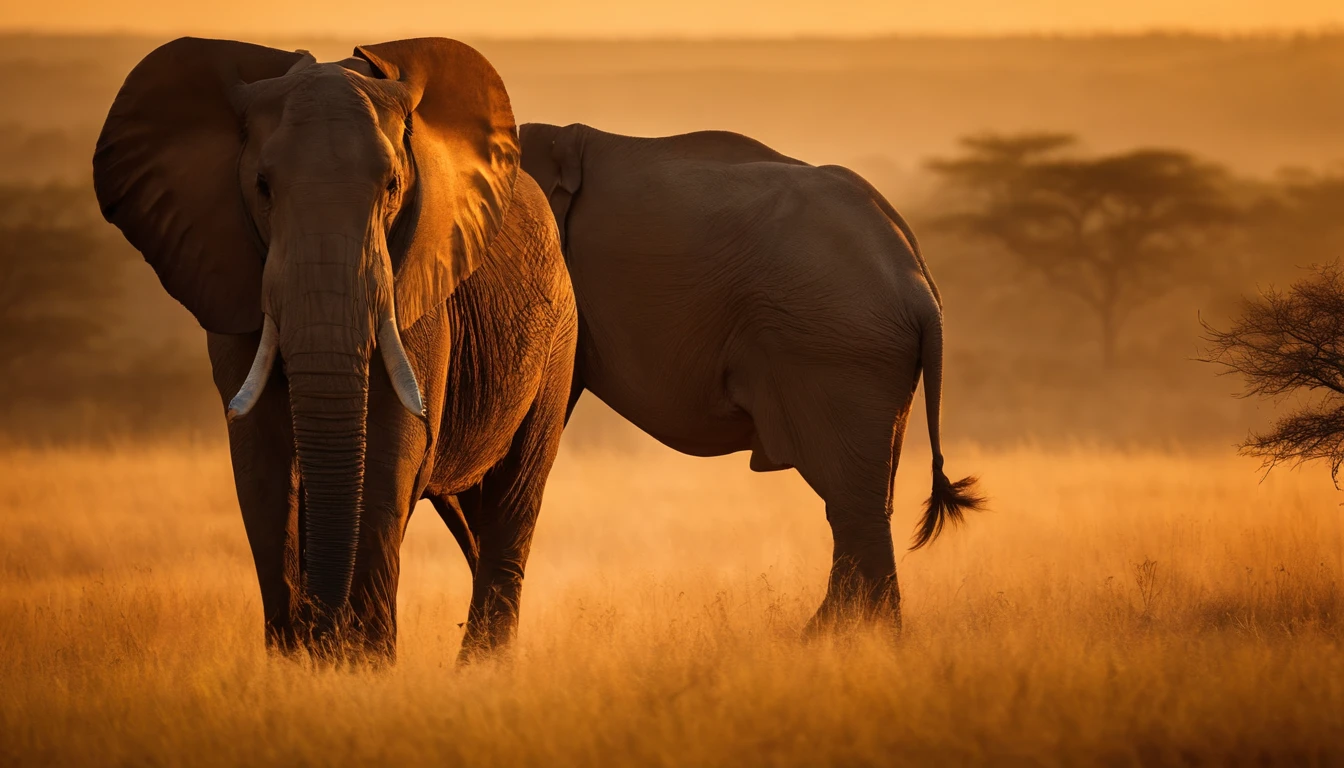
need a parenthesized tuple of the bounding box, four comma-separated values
(354, 38, 519, 330)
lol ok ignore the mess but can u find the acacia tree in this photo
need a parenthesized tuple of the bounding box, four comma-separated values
(930, 134, 1235, 365)
(1203, 263, 1344, 485)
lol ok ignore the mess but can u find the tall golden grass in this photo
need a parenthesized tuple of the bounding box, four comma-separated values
(1, 441, 1341, 765)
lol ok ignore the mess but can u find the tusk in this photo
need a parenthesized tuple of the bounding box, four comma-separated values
(227, 315, 279, 421)
(378, 316, 426, 418)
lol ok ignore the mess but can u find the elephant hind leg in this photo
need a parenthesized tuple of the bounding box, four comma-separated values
(746, 371, 914, 633)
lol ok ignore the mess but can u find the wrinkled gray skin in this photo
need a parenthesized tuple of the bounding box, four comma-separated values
(94, 39, 576, 662)
(519, 123, 981, 632)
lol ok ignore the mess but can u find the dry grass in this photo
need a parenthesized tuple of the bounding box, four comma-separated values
(1, 440, 1342, 766)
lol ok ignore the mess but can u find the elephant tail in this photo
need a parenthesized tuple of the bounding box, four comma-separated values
(911, 312, 985, 550)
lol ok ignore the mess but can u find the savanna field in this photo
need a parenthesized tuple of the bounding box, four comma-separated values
(0, 23, 1342, 767)
(2, 438, 1341, 766)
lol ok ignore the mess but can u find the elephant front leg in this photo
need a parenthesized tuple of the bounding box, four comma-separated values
(346, 507, 406, 661)
(346, 372, 437, 662)
(347, 474, 419, 662)
(457, 376, 569, 663)
(239, 459, 302, 654)
(211, 333, 303, 654)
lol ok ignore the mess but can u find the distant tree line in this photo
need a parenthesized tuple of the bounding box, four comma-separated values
(928, 133, 1344, 367)
(0, 182, 219, 441)
(0, 184, 120, 375)
(0, 125, 94, 184)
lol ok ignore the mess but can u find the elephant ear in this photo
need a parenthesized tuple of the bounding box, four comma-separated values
(354, 38, 520, 331)
(545, 125, 585, 251)
(93, 37, 304, 334)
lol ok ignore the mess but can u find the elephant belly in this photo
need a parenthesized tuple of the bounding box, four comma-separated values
(583, 363, 754, 458)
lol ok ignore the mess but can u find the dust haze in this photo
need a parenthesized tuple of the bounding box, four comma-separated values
(2, 32, 1342, 764)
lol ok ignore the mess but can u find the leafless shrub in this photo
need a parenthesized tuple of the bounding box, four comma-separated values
(1202, 262, 1344, 484)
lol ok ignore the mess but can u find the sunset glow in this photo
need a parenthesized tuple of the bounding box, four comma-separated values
(2, 1, 1343, 764)
(5, 0, 1343, 37)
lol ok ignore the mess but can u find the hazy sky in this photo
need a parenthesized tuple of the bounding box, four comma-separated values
(5, 0, 1343, 38)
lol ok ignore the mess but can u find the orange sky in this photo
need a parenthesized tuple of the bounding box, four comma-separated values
(4, 0, 1343, 37)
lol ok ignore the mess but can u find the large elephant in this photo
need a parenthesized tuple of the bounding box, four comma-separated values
(519, 123, 981, 631)
(94, 38, 577, 661)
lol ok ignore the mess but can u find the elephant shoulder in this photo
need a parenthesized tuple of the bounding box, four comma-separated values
(489, 170, 563, 267)
(475, 167, 575, 312)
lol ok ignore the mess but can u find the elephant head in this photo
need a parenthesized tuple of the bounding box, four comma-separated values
(94, 37, 519, 623)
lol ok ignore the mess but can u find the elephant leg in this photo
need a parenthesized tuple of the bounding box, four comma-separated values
(346, 496, 409, 660)
(808, 491, 901, 635)
(458, 369, 570, 663)
(808, 403, 911, 634)
(345, 377, 433, 661)
(235, 449, 303, 653)
(211, 333, 303, 654)
(744, 367, 913, 636)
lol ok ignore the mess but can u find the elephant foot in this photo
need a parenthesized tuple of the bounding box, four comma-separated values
(456, 639, 505, 666)
(455, 617, 517, 666)
(270, 602, 397, 667)
(457, 570, 524, 665)
(802, 571, 902, 641)
(801, 602, 902, 644)
(264, 620, 306, 657)
(295, 634, 395, 668)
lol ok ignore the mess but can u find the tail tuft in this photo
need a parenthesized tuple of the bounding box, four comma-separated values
(910, 467, 985, 550)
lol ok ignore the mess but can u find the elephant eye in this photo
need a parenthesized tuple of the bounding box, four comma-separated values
(386, 177, 399, 195)
(256, 174, 271, 200)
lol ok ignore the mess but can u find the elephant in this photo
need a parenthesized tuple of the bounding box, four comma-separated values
(518, 122, 982, 631)
(93, 37, 577, 661)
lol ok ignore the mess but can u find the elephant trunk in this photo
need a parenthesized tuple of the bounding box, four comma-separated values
(286, 322, 371, 623)
(275, 226, 385, 630)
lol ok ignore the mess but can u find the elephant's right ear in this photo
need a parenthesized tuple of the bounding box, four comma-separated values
(353, 38, 519, 331)
(93, 37, 304, 334)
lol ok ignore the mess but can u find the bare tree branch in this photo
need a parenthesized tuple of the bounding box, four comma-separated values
(1201, 263, 1344, 485)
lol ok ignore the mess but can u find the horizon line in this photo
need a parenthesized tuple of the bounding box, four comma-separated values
(2, 25, 1343, 43)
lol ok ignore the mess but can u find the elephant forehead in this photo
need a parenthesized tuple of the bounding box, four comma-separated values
(257, 66, 403, 131)
(284, 68, 385, 121)
(256, 72, 409, 172)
